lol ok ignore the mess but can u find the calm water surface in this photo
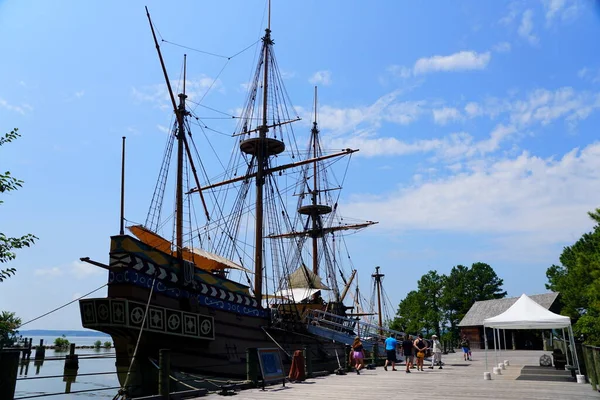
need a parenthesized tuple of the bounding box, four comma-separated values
(14, 337, 119, 400)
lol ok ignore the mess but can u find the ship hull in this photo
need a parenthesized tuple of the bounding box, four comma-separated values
(79, 235, 344, 396)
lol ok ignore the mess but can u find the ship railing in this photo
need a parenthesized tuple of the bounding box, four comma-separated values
(305, 309, 405, 347)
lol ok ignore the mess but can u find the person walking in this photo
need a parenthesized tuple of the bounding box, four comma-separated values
(383, 334, 398, 371)
(350, 336, 365, 374)
(460, 335, 471, 361)
(428, 334, 443, 369)
(401, 335, 415, 373)
(414, 334, 428, 371)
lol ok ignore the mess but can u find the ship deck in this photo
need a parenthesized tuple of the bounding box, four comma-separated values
(196, 350, 599, 400)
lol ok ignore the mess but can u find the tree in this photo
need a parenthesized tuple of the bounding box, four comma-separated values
(440, 265, 471, 342)
(467, 262, 507, 302)
(390, 290, 427, 334)
(392, 262, 507, 342)
(0, 128, 37, 282)
(54, 335, 70, 350)
(546, 208, 600, 345)
(0, 311, 22, 346)
(417, 270, 445, 336)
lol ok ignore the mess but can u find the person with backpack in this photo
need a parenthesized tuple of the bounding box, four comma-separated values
(460, 335, 471, 361)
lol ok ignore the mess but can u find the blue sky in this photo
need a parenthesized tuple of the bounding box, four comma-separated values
(2, 0, 600, 329)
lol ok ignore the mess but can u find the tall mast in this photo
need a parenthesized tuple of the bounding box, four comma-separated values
(146, 7, 187, 259)
(175, 55, 188, 259)
(242, 0, 279, 303)
(311, 87, 319, 275)
(372, 266, 384, 335)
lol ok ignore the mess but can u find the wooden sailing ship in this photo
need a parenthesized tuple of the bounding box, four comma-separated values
(79, 4, 376, 396)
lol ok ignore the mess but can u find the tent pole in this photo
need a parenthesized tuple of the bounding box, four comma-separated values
(503, 329, 507, 351)
(562, 328, 570, 366)
(484, 325, 488, 371)
(568, 324, 581, 374)
(494, 328, 498, 366)
(496, 328, 501, 364)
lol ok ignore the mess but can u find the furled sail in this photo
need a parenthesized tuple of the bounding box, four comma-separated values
(127, 225, 248, 272)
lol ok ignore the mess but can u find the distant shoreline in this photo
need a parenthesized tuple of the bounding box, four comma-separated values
(19, 330, 110, 337)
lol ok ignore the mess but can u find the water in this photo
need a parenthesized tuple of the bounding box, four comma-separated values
(13, 337, 120, 400)
(22, 336, 112, 348)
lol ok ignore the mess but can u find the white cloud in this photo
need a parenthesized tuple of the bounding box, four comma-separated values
(464, 102, 481, 117)
(386, 65, 412, 79)
(413, 51, 491, 75)
(72, 292, 82, 301)
(132, 76, 221, 109)
(544, 0, 582, 24)
(345, 143, 600, 244)
(492, 42, 512, 53)
(75, 90, 85, 98)
(280, 70, 296, 80)
(432, 107, 463, 125)
(308, 70, 332, 86)
(499, 2, 520, 25)
(34, 267, 63, 277)
(71, 260, 104, 279)
(518, 9, 539, 45)
(157, 124, 171, 134)
(577, 67, 600, 84)
(320, 86, 600, 160)
(0, 97, 33, 115)
(35, 261, 104, 280)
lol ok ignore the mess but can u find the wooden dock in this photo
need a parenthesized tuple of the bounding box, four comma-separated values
(197, 350, 600, 400)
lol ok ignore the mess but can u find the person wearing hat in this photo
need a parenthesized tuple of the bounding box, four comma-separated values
(429, 334, 443, 369)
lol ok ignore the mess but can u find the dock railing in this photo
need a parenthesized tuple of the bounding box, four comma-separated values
(582, 344, 600, 391)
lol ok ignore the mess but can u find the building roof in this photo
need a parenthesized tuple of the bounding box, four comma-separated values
(458, 292, 560, 327)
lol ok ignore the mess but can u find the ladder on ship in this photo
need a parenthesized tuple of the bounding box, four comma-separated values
(305, 309, 405, 353)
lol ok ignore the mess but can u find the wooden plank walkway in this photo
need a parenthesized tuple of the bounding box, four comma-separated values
(196, 350, 600, 400)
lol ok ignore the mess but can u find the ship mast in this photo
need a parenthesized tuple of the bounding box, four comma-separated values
(311, 87, 319, 275)
(238, 0, 285, 303)
(372, 266, 384, 335)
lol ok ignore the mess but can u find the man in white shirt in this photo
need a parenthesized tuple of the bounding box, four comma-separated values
(428, 335, 443, 369)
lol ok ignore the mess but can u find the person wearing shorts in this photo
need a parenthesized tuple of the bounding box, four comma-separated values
(414, 334, 428, 371)
(401, 335, 415, 373)
(461, 335, 471, 361)
(384, 334, 398, 371)
(350, 336, 365, 374)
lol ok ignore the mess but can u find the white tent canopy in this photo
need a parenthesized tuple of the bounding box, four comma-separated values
(483, 294, 570, 329)
(482, 294, 580, 375)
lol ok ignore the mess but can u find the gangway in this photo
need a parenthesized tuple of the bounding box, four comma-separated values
(305, 309, 405, 353)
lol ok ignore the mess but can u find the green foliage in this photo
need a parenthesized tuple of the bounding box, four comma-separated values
(391, 290, 427, 333)
(417, 271, 445, 336)
(0, 311, 22, 346)
(94, 340, 102, 349)
(103, 341, 112, 348)
(0, 128, 37, 282)
(54, 335, 70, 350)
(546, 208, 600, 345)
(391, 262, 507, 343)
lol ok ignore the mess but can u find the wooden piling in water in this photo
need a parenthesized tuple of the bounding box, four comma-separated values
(158, 349, 170, 397)
(64, 343, 79, 370)
(0, 349, 20, 400)
(34, 339, 45, 361)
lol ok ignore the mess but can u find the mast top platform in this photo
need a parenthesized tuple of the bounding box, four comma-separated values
(240, 137, 285, 156)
